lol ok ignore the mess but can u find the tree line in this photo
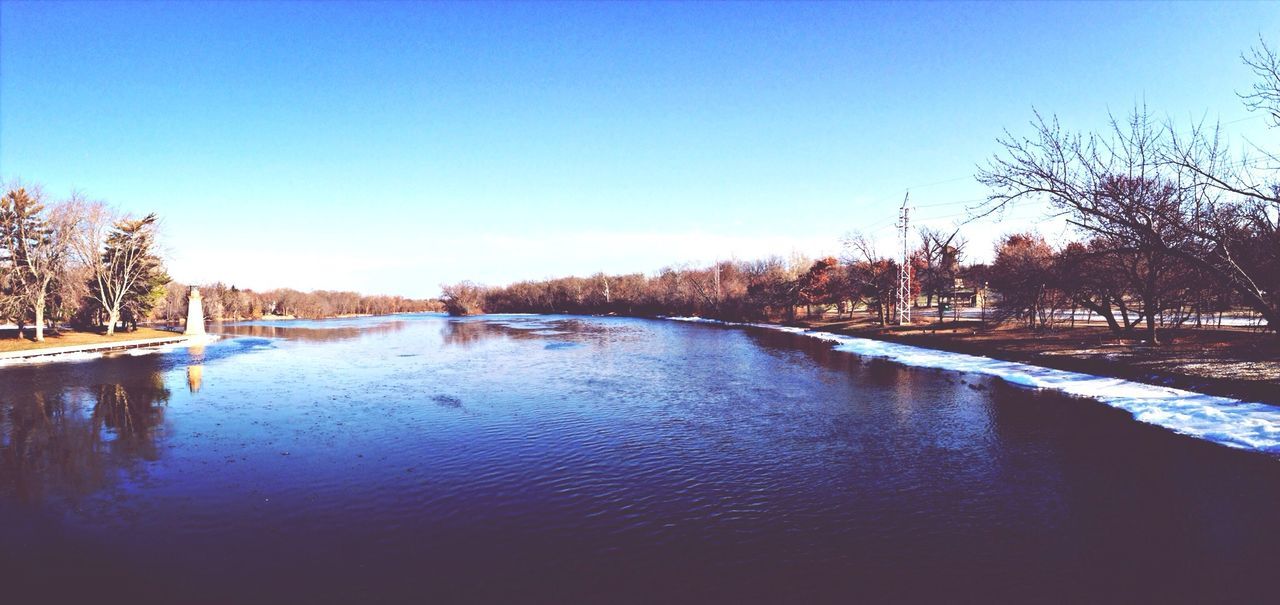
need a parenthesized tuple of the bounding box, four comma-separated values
(443, 39, 1280, 344)
(1, 184, 441, 339)
(440, 242, 973, 327)
(1, 186, 166, 340)
(154, 282, 440, 323)
(977, 38, 1280, 343)
(441, 217, 1271, 345)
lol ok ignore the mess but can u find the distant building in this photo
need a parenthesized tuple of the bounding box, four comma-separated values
(950, 277, 988, 308)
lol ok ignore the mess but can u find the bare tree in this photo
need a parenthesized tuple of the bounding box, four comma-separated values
(439, 281, 486, 316)
(70, 200, 163, 335)
(979, 39, 1280, 339)
(916, 228, 966, 322)
(915, 227, 945, 308)
(1163, 38, 1280, 334)
(842, 232, 899, 326)
(978, 103, 1278, 340)
(1241, 37, 1280, 127)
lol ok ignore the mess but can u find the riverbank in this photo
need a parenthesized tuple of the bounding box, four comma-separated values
(0, 330, 199, 363)
(792, 317, 1280, 407)
(0, 327, 182, 354)
(665, 314, 1280, 451)
(450, 309, 1280, 406)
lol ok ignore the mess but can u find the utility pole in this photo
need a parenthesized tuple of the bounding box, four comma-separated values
(897, 192, 912, 325)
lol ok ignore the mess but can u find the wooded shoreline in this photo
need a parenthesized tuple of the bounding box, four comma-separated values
(446, 308, 1280, 407)
(791, 318, 1280, 407)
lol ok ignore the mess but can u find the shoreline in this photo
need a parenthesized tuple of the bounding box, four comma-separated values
(7, 311, 1275, 452)
(661, 316, 1280, 453)
(0, 334, 213, 365)
(473, 309, 1278, 406)
(794, 320, 1280, 407)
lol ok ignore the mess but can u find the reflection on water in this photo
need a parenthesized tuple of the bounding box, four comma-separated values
(439, 315, 636, 348)
(0, 337, 286, 509)
(438, 318, 506, 347)
(0, 358, 170, 504)
(214, 317, 411, 342)
(187, 343, 205, 393)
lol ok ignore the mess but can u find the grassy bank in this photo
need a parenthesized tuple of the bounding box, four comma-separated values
(0, 327, 180, 354)
(793, 316, 1280, 406)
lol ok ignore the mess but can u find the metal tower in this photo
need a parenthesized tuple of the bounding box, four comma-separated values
(897, 193, 912, 325)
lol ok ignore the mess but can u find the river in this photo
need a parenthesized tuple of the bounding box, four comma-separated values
(1, 313, 1277, 603)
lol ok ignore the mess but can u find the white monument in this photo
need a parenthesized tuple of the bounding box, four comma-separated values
(184, 287, 206, 336)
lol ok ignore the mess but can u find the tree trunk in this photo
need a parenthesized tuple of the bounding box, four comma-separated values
(1078, 299, 1122, 335)
(33, 293, 45, 342)
(1144, 270, 1160, 345)
(1098, 307, 1121, 334)
(105, 307, 120, 336)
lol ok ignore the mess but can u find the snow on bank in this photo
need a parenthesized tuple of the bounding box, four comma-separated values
(0, 334, 220, 367)
(0, 350, 106, 366)
(664, 317, 1280, 453)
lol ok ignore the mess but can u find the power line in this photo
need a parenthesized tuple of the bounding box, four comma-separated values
(879, 154, 1274, 224)
(911, 197, 987, 209)
(1222, 114, 1265, 126)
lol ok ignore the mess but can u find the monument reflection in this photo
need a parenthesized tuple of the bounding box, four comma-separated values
(187, 343, 205, 393)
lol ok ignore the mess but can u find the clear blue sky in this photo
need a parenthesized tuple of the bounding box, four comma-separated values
(2, 1, 1277, 297)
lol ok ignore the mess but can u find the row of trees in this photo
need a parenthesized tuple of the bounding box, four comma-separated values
(447, 257, 817, 321)
(443, 209, 1267, 344)
(1, 186, 166, 340)
(977, 39, 1280, 343)
(441, 234, 981, 326)
(154, 282, 440, 323)
(985, 230, 1257, 341)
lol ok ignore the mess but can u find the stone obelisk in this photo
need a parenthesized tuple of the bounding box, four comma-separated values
(184, 287, 206, 336)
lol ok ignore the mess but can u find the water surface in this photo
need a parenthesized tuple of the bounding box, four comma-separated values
(2, 314, 1278, 603)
